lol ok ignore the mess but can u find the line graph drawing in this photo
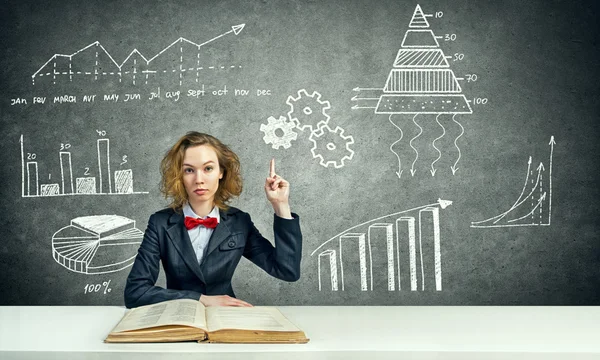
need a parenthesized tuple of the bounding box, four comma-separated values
(471, 137, 555, 228)
(52, 215, 143, 274)
(352, 4, 474, 178)
(32, 24, 245, 86)
(311, 199, 452, 292)
(20, 135, 148, 197)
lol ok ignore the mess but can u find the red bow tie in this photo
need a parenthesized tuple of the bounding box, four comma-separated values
(184, 216, 218, 230)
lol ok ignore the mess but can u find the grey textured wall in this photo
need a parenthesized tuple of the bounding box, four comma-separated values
(1, 0, 598, 305)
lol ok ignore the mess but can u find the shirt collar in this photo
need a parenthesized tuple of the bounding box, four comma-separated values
(182, 203, 220, 223)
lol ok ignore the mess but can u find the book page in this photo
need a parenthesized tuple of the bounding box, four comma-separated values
(206, 306, 300, 333)
(111, 299, 207, 333)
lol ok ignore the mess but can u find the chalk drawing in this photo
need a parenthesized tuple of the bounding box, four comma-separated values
(261, 90, 355, 169)
(311, 199, 452, 292)
(471, 137, 555, 228)
(260, 116, 298, 149)
(32, 24, 245, 86)
(352, 4, 475, 178)
(309, 125, 355, 169)
(286, 89, 331, 132)
(20, 134, 148, 197)
(52, 215, 143, 274)
(408, 4, 431, 28)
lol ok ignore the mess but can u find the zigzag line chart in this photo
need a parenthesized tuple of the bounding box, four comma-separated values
(352, 4, 475, 178)
(31, 24, 245, 86)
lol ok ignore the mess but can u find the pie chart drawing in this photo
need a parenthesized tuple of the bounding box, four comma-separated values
(52, 215, 143, 274)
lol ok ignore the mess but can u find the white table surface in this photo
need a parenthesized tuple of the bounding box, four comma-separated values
(1, 306, 599, 360)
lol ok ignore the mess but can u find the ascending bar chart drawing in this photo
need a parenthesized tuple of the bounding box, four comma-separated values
(52, 215, 143, 274)
(20, 135, 148, 197)
(311, 199, 452, 292)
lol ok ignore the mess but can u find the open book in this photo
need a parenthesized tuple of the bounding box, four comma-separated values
(104, 299, 309, 343)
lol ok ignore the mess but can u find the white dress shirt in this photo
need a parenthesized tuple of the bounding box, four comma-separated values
(182, 203, 220, 265)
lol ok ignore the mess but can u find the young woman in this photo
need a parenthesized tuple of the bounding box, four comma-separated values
(124, 132, 302, 308)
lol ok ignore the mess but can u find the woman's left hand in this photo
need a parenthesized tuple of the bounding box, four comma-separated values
(265, 158, 289, 204)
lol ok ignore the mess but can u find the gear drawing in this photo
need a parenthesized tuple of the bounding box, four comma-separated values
(309, 125, 355, 168)
(286, 89, 331, 132)
(260, 116, 298, 149)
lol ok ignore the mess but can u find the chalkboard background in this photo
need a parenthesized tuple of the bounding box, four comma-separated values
(1, 0, 598, 306)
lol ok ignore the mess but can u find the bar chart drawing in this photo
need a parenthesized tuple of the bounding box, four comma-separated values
(20, 135, 148, 197)
(52, 215, 143, 274)
(31, 24, 245, 86)
(311, 199, 452, 292)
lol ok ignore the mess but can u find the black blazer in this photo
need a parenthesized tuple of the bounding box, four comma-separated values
(124, 206, 302, 308)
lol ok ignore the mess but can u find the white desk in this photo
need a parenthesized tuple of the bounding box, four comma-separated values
(1, 306, 599, 359)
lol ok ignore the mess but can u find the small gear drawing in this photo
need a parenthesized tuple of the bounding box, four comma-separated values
(286, 89, 331, 132)
(309, 125, 355, 168)
(260, 116, 298, 149)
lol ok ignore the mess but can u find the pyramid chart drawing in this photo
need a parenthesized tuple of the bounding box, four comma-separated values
(52, 215, 143, 274)
(375, 5, 472, 115)
(408, 4, 430, 28)
(352, 4, 476, 177)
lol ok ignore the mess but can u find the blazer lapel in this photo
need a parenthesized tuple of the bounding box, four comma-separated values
(203, 208, 232, 260)
(166, 211, 206, 283)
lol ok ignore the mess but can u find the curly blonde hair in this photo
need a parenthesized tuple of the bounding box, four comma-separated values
(160, 132, 243, 211)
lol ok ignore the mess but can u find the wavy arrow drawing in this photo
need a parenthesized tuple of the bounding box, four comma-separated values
(388, 115, 404, 178)
(430, 114, 445, 176)
(451, 114, 464, 175)
(409, 114, 423, 176)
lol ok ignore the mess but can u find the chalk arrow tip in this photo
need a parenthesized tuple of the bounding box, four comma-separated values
(549, 136, 556, 145)
(430, 169, 437, 176)
(232, 24, 245, 35)
(451, 166, 458, 175)
(396, 170, 403, 178)
(438, 198, 453, 209)
(410, 169, 416, 176)
(537, 162, 545, 171)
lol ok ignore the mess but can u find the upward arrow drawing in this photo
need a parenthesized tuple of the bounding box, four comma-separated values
(199, 23, 246, 47)
(547, 136, 555, 225)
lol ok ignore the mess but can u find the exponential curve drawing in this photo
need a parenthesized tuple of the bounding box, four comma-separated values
(471, 137, 555, 228)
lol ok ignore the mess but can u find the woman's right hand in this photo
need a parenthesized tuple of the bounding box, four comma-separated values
(199, 294, 253, 307)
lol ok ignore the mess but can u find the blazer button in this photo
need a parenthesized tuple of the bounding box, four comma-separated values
(228, 241, 236, 248)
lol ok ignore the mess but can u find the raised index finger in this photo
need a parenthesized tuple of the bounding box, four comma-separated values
(269, 158, 275, 178)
